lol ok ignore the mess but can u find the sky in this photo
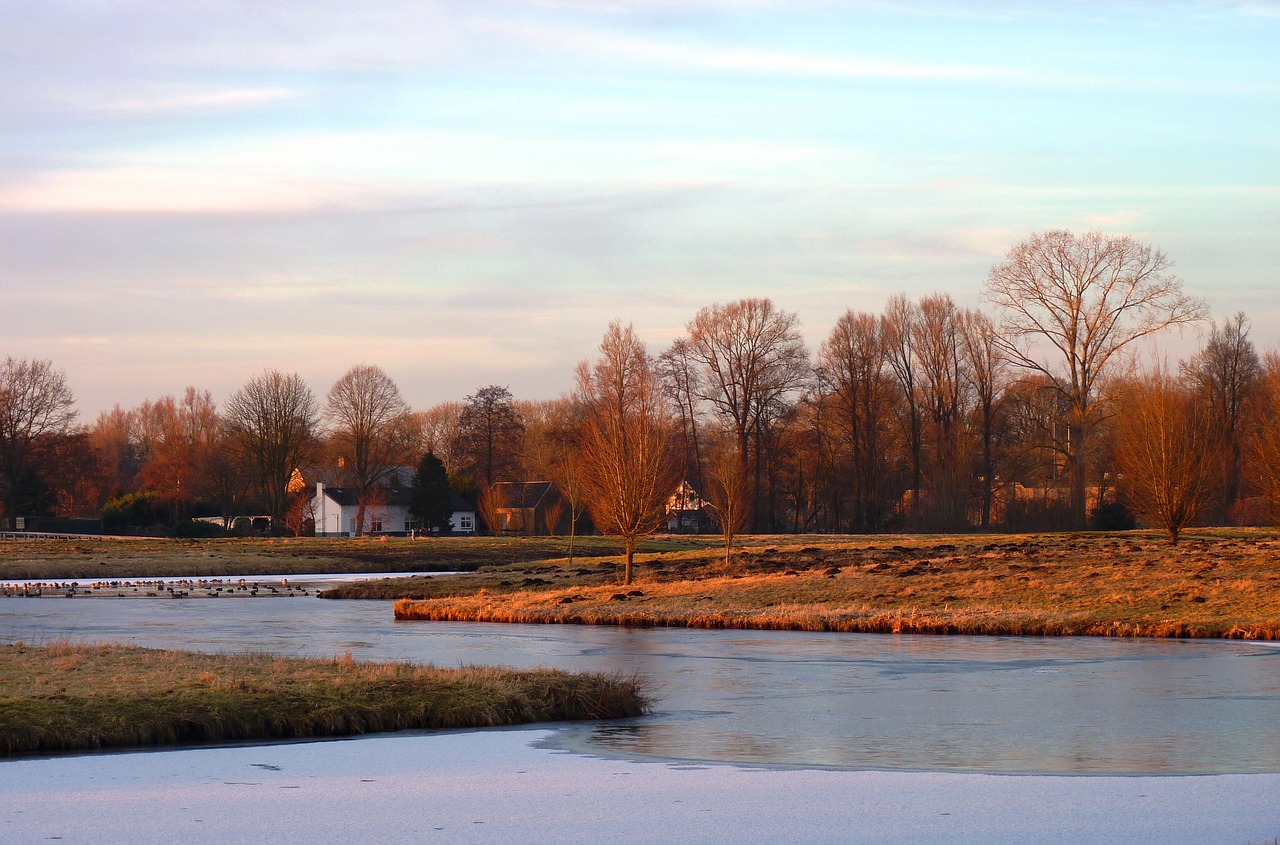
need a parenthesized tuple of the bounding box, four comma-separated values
(2, 0, 1278, 419)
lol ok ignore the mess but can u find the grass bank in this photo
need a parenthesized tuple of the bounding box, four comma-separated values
(390, 531, 1280, 640)
(0, 535, 699, 581)
(0, 641, 648, 757)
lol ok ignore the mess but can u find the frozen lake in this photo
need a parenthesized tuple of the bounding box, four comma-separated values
(4, 592, 1279, 774)
(3, 588, 1280, 842)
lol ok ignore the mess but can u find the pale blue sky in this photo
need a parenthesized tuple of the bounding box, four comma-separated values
(2, 1, 1277, 417)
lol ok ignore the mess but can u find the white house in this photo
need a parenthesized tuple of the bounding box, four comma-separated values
(311, 482, 477, 537)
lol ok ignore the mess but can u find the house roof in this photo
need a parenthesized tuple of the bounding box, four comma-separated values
(489, 481, 557, 509)
(316, 484, 475, 513)
(318, 486, 415, 507)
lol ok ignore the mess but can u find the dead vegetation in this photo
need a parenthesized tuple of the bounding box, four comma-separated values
(389, 530, 1280, 640)
(0, 640, 649, 756)
(0, 535, 693, 582)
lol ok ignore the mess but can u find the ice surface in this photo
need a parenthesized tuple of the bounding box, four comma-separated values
(3, 729, 1277, 845)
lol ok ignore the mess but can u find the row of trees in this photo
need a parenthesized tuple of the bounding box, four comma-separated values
(1, 230, 1275, 548)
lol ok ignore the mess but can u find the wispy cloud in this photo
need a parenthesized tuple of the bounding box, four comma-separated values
(100, 87, 296, 116)
(481, 18, 1011, 84)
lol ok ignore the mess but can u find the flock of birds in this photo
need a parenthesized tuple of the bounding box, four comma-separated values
(0, 577, 314, 599)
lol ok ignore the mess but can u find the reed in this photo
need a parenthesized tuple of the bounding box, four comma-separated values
(0, 641, 648, 756)
(392, 530, 1280, 640)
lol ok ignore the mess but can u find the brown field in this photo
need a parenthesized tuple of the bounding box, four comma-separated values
(0, 640, 648, 756)
(0, 535, 694, 581)
(389, 530, 1280, 639)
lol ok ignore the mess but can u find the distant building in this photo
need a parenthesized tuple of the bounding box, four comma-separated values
(487, 481, 566, 535)
(311, 482, 477, 537)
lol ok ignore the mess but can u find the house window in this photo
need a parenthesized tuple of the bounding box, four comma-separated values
(369, 518, 383, 533)
(459, 514, 474, 531)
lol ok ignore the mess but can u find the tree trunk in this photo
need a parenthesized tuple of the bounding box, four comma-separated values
(623, 536, 635, 585)
(1069, 419, 1088, 529)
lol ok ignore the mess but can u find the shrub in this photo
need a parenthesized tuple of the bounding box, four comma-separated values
(1092, 500, 1136, 531)
(169, 519, 226, 539)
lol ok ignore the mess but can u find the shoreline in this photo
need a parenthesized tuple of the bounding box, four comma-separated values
(0, 641, 648, 757)
(390, 530, 1280, 640)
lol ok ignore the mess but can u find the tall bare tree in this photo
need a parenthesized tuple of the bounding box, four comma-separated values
(223, 370, 318, 528)
(412, 401, 464, 471)
(1245, 352, 1280, 523)
(657, 338, 707, 488)
(324, 364, 414, 536)
(683, 298, 809, 529)
(577, 322, 679, 585)
(913, 293, 973, 530)
(137, 387, 220, 519)
(1114, 364, 1219, 543)
(985, 230, 1207, 527)
(882, 294, 924, 524)
(0, 357, 78, 526)
(959, 308, 1007, 529)
(1183, 312, 1259, 523)
(452, 385, 525, 488)
(819, 309, 890, 531)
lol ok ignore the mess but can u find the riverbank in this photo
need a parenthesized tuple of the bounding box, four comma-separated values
(0, 535, 697, 581)
(0, 641, 648, 756)
(390, 531, 1280, 639)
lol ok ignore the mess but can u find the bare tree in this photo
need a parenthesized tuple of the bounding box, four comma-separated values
(0, 358, 78, 526)
(136, 387, 220, 520)
(223, 370, 319, 529)
(683, 298, 810, 529)
(90, 405, 143, 497)
(577, 322, 680, 585)
(914, 293, 973, 530)
(657, 338, 707, 488)
(985, 230, 1207, 527)
(324, 364, 414, 536)
(1183, 312, 1260, 523)
(959, 308, 1008, 529)
(701, 434, 750, 567)
(544, 399, 588, 565)
(1114, 364, 1219, 543)
(452, 385, 525, 488)
(818, 309, 891, 531)
(412, 402, 464, 470)
(882, 295, 924, 524)
(1246, 352, 1280, 523)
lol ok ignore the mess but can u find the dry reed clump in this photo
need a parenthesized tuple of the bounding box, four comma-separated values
(393, 530, 1280, 640)
(0, 641, 649, 757)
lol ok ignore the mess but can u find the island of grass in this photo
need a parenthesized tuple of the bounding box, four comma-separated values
(0, 641, 648, 757)
(380, 530, 1280, 640)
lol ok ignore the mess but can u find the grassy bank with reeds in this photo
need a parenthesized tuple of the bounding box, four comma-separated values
(390, 530, 1280, 639)
(0, 641, 648, 757)
(0, 535, 701, 582)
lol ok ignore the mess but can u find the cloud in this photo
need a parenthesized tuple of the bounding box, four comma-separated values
(100, 87, 296, 116)
(480, 18, 1011, 84)
(0, 165, 359, 214)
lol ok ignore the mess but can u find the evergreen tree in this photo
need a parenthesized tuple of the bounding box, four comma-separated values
(411, 452, 453, 534)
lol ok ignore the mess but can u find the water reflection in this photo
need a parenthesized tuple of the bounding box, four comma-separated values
(2, 595, 1278, 774)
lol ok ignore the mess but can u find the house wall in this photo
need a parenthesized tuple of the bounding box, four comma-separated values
(449, 510, 477, 534)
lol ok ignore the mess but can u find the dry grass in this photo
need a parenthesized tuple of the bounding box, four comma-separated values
(0, 535, 699, 581)
(391, 530, 1280, 640)
(0, 640, 648, 756)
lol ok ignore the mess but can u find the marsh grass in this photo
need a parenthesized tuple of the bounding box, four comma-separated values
(392, 530, 1280, 639)
(0, 535, 700, 581)
(0, 641, 648, 756)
